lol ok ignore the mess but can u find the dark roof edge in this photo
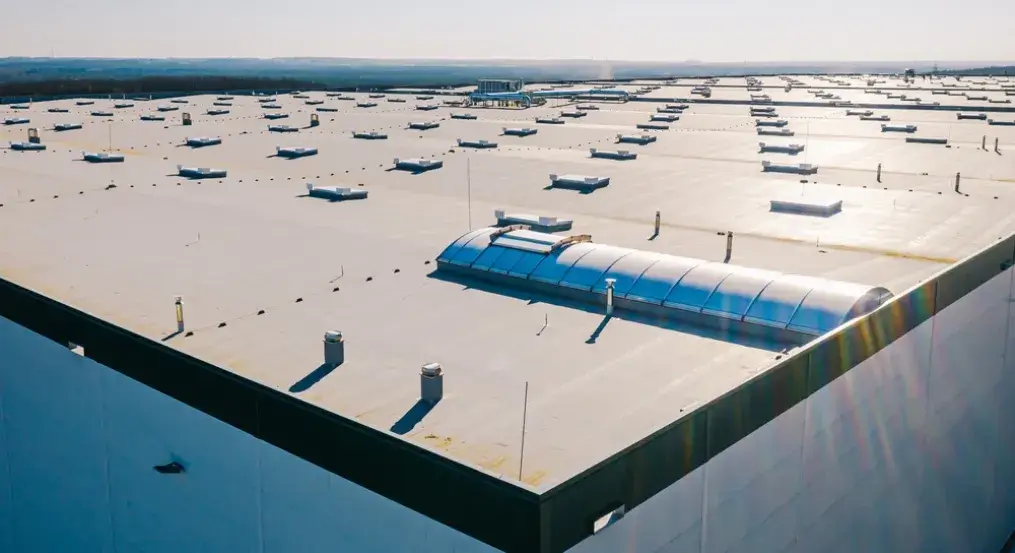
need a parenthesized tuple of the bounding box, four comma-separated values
(0, 275, 542, 553)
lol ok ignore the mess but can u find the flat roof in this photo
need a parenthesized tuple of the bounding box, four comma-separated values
(4, 81, 1015, 548)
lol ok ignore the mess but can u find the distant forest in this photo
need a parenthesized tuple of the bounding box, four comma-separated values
(0, 57, 1002, 100)
(936, 66, 1014, 76)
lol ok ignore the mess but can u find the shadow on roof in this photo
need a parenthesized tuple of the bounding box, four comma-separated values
(390, 399, 439, 435)
(289, 362, 341, 393)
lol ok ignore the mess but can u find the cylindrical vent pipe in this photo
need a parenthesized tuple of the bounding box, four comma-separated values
(324, 330, 345, 367)
(605, 278, 616, 316)
(983, 135, 987, 150)
(421, 362, 444, 404)
(654, 211, 661, 236)
(955, 172, 961, 193)
(174, 296, 185, 332)
(724, 232, 734, 263)
(876, 163, 882, 182)
(997, 137, 1001, 152)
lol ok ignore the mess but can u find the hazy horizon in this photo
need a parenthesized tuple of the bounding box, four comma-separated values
(2, 0, 1013, 62)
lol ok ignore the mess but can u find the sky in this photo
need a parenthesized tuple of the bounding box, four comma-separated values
(2, 0, 1013, 62)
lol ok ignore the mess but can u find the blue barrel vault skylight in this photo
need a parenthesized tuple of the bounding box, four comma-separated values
(437, 227, 892, 339)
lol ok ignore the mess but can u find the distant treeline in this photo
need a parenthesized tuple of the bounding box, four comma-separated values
(0, 76, 325, 101)
(935, 66, 1013, 76)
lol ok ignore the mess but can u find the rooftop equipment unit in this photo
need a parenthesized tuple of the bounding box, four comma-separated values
(310, 113, 320, 127)
(334, 95, 356, 101)
(560, 110, 587, 118)
(988, 119, 1015, 126)
(257, 97, 277, 103)
(157, 105, 179, 112)
(590, 148, 636, 160)
(27, 128, 40, 144)
(276, 146, 318, 158)
(305, 100, 324, 105)
(170, 99, 189, 104)
(4, 117, 30, 125)
(114, 102, 134, 109)
(9, 141, 46, 151)
(90, 111, 114, 117)
(185, 136, 222, 148)
(650, 114, 679, 122)
(393, 158, 444, 172)
(536, 116, 565, 124)
(761, 161, 818, 174)
(9, 105, 29, 110)
(268, 125, 299, 133)
(637, 123, 670, 130)
(207, 109, 230, 116)
(616, 133, 656, 145)
(456, 138, 498, 149)
(369, 94, 386, 98)
(177, 165, 227, 179)
(416, 95, 435, 100)
(769, 198, 843, 217)
(293, 94, 309, 99)
(576, 105, 600, 111)
(965, 95, 988, 101)
(905, 136, 949, 144)
(416, 104, 440, 111)
(751, 106, 777, 113)
(451, 113, 478, 120)
(48, 107, 70, 113)
(140, 114, 166, 121)
(182, 112, 192, 126)
(81, 151, 125, 163)
(356, 102, 378, 108)
(216, 96, 234, 101)
(408, 121, 440, 130)
(988, 99, 1012, 104)
(387, 97, 407, 103)
(757, 127, 794, 136)
(755, 119, 789, 127)
(54, 123, 83, 131)
(212, 101, 233, 106)
(758, 142, 805, 154)
(352, 131, 388, 140)
(846, 109, 874, 116)
(306, 183, 368, 201)
(76, 100, 95, 106)
(860, 115, 890, 121)
(502, 127, 538, 136)
(881, 124, 917, 133)
(549, 173, 610, 191)
(316, 107, 339, 112)
(957, 112, 988, 120)
(493, 210, 573, 232)
(263, 112, 290, 120)
(261, 104, 282, 109)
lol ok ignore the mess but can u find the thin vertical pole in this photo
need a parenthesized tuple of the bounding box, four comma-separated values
(467, 157, 473, 231)
(518, 381, 529, 481)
